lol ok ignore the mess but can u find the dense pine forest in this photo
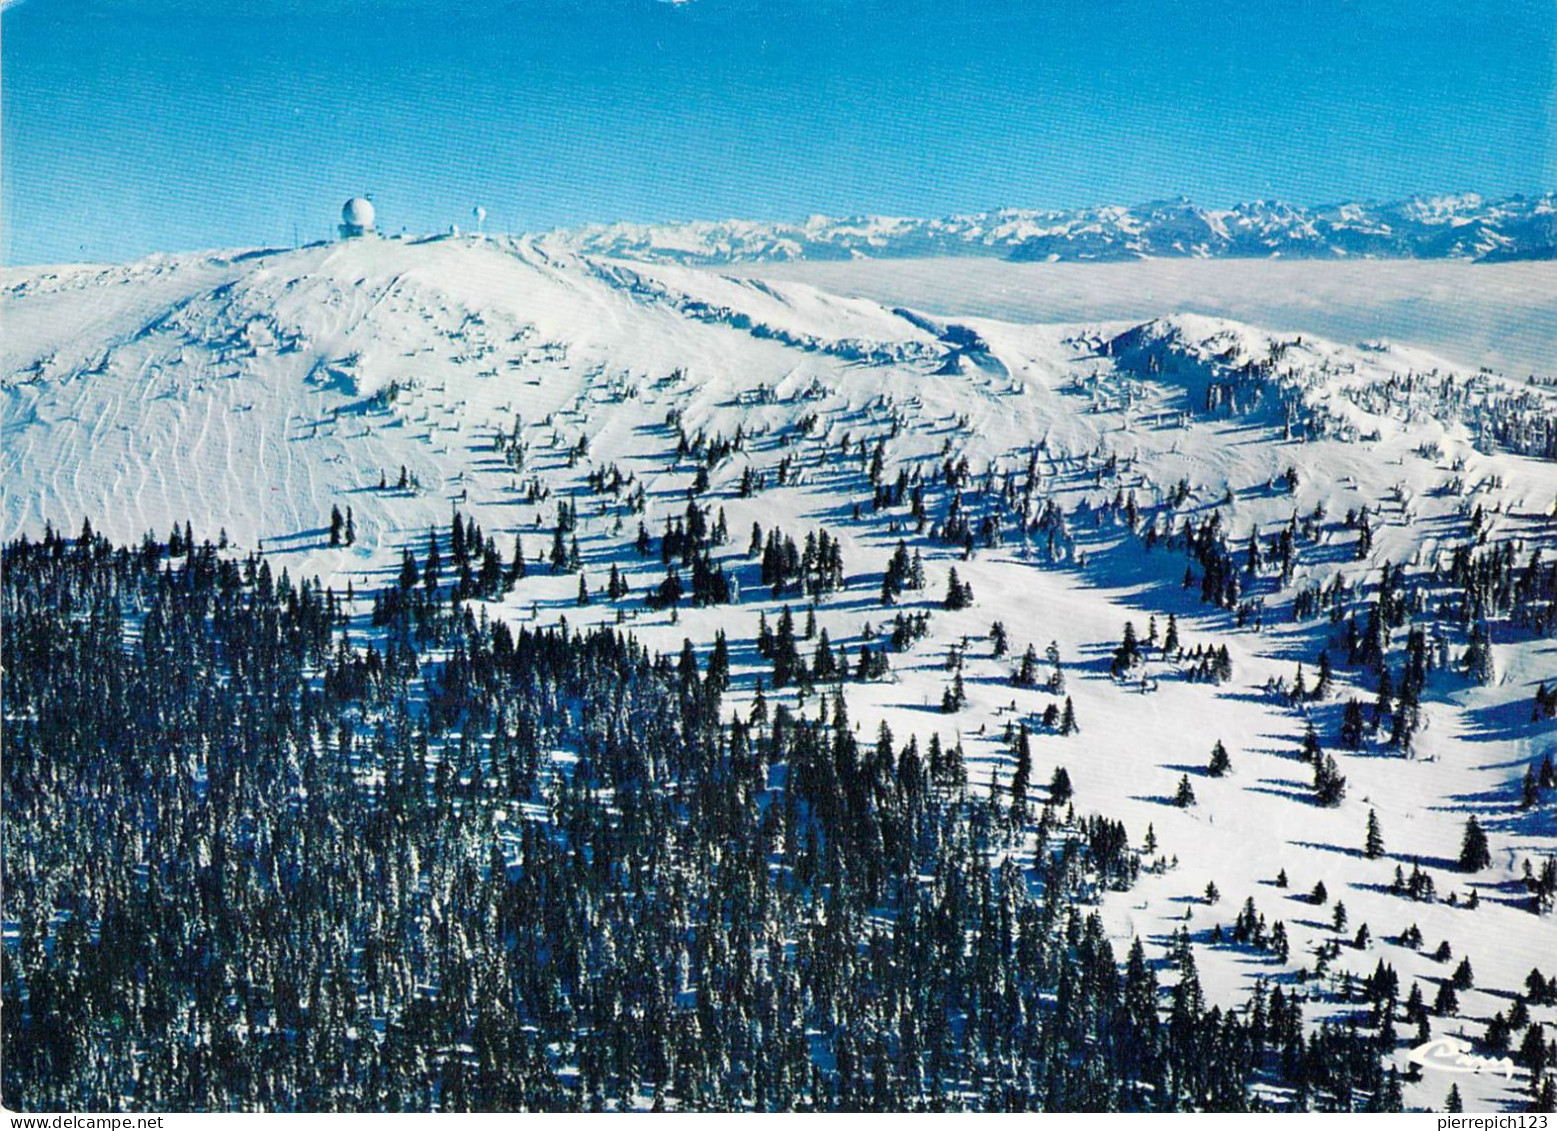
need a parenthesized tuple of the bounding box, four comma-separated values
(2, 522, 1408, 1113)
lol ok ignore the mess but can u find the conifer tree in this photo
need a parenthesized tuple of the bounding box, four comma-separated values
(1111, 621, 1142, 676)
(707, 630, 731, 693)
(1046, 641, 1066, 693)
(1314, 649, 1333, 700)
(1459, 816, 1491, 872)
(1463, 622, 1495, 686)
(424, 528, 442, 589)
(1060, 696, 1078, 735)
(1340, 699, 1366, 751)
(1365, 809, 1384, 859)
(1049, 765, 1073, 806)
(1012, 644, 1039, 688)
(1313, 754, 1347, 807)
(990, 621, 1009, 658)
(940, 670, 966, 714)
(506, 536, 527, 588)
(1010, 725, 1032, 815)
(943, 568, 972, 610)
(1302, 721, 1323, 764)
(772, 606, 800, 689)
(1530, 1077, 1555, 1115)
(1434, 980, 1460, 1017)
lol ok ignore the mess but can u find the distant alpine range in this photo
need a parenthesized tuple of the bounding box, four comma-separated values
(545, 192, 1557, 265)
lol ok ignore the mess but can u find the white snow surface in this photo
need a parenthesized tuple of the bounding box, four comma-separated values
(542, 193, 1557, 267)
(3, 234, 1555, 1111)
(734, 257, 1557, 378)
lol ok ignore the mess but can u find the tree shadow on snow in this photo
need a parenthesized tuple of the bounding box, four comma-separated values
(1458, 694, 1553, 746)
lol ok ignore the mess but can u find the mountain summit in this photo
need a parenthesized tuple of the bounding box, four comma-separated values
(543, 192, 1557, 265)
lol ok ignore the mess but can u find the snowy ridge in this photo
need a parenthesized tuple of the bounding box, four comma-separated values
(4, 235, 1557, 1111)
(541, 193, 1557, 265)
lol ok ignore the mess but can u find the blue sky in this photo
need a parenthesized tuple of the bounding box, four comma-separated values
(4, 0, 1554, 264)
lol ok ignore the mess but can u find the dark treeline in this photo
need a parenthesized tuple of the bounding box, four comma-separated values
(3, 525, 1397, 1112)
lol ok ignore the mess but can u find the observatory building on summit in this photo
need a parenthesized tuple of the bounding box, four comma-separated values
(338, 197, 376, 239)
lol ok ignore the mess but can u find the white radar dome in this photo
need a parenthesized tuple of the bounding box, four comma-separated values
(341, 197, 376, 228)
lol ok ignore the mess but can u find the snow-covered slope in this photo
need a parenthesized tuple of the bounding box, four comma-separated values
(728, 257, 1557, 380)
(4, 234, 1555, 1111)
(542, 193, 1557, 265)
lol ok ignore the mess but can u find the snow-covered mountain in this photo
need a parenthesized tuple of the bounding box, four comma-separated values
(4, 235, 1556, 1111)
(542, 193, 1557, 265)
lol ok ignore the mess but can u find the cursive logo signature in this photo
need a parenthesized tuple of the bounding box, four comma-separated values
(1408, 1037, 1515, 1079)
